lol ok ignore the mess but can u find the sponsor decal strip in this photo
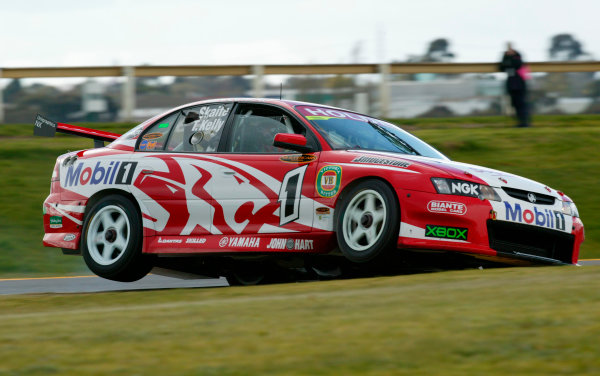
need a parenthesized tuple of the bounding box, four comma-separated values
(352, 156, 411, 168)
(266, 238, 314, 251)
(151, 235, 318, 252)
(316, 165, 342, 198)
(425, 225, 469, 241)
(336, 163, 419, 174)
(449, 180, 480, 197)
(279, 154, 317, 163)
(64, 161, 138, 187)
(49, 216, 62, 229)
(427, 201, 467, 215)
(504, 202, 566, 231)
(399, 222, 468, 243)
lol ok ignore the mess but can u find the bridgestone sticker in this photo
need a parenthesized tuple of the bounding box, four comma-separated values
(352, 156, 410, 168)
(316, 165, 342, 198)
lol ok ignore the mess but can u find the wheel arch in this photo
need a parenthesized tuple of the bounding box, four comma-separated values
(84, 189, 142, 223)
(335, 175, 401, 222)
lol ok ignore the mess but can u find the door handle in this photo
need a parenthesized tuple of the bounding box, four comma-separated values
(141, 169, 154, 175)
(222, 170, 235, 176)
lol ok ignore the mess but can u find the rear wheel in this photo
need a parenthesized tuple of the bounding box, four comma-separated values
(335, 180, 399, 263)
(82, 195, 153, 282)
(225, 262, 266, 286)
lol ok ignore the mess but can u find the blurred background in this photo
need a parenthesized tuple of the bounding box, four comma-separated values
(2, 4, 599, 374)
(1, 0, 600, 123)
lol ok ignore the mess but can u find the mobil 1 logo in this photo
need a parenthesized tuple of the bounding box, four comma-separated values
(65, 161, 138, 187)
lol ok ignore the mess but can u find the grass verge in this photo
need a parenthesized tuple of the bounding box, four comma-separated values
(0, 266, 599, 375)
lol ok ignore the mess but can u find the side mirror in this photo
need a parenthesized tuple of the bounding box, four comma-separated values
(273, 133, 314, 153)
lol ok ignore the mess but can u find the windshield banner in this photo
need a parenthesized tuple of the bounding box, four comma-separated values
(296, 106, 383, 124)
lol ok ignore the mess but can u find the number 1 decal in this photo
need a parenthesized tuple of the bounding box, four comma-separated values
(278, 165, 308, 226)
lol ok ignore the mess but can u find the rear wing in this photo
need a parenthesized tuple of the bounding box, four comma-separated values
(33, 114, 122, 148)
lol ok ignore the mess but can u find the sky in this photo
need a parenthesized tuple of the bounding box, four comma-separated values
(0, 0, 598, 69)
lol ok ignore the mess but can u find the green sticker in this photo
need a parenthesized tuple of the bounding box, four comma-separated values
(50, 216, 63, 229)
(316, 165, 342, 198)
(425, 225, 468, 240)
(158, 123, 170, 128)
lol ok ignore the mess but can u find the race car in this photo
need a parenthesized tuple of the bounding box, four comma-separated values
(36, 98, 584, 284)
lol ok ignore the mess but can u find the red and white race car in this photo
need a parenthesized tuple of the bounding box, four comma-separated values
(37, 98, 584, 283)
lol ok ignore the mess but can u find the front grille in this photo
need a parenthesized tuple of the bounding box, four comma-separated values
(487, 220, 574, 264)
(502, 187, 555, 205)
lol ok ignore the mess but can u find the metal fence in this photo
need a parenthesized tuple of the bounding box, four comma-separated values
(2, 61, 599, 122)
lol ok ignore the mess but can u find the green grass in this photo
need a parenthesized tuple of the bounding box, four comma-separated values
(0, 116, 599, 276)
(0, 266, 599, 375)
(387, 114, 600, 129)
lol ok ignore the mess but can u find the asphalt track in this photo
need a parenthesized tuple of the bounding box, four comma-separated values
(1, 260, 598, 296)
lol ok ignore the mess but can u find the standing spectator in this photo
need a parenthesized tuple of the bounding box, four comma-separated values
(499, 42, 530, 127)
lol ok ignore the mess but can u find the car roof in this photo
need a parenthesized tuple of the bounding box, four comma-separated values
(168, 97, 355, 114)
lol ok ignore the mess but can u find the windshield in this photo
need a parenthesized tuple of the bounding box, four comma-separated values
(296, 105, 448, 160)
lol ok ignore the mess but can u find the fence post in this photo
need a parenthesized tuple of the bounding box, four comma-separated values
(121, 66, 136, 122)
(252, 65, 265, 98)
(0, 69, 4, 124)
(378, 63, 391, 118)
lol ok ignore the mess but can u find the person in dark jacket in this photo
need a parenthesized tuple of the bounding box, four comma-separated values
(499, 43, 530, 127)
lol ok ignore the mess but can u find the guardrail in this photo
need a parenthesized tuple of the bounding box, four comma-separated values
(1, 61, 599, 122)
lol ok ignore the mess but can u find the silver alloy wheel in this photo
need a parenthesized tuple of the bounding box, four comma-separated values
(342, 189, 387, 252)
(86, 205, 130, 266)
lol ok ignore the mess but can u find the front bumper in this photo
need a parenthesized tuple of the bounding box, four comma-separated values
(395, 188, 584, 265)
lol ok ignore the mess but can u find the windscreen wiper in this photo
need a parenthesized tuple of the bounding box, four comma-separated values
(367, 120, 419, 155)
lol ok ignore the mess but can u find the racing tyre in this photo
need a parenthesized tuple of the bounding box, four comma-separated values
(81, 195, 153, 282)
(335, 180, 399, 263)
(225, 262, 266, 286)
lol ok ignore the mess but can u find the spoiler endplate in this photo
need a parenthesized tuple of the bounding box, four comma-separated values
(34, 114, 121, 148)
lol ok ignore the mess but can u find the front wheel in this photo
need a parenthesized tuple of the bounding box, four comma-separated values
(81, 195, 152, 282)
(335, 180, 399, 263)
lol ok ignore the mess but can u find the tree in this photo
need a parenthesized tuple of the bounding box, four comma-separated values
(549, 34, 590, 61)
(423, 38, 455, 62)
(4, 79, 22, 102)
(545, 33, 594, 97)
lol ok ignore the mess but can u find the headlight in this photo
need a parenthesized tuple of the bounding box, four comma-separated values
(431, 177, 501, 202)
(561, 201, 579, 218)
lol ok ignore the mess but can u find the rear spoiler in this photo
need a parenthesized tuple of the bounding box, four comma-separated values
(33, 114, 122, 148)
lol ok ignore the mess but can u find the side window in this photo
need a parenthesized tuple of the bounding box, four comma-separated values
(228, 106, 315, 153)
(166, 103, 232, 152)
(137, 112, 178, 151)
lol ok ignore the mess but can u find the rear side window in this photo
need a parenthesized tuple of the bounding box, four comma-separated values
(166, 103, 232, 152)
(136, 112, 178, 151)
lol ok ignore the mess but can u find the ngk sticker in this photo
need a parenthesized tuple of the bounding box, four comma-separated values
(427, 201, 467, 215)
